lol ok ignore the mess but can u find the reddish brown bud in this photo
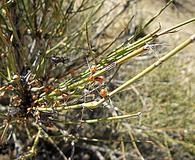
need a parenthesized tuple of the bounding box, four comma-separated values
(95, 76, 104, 84)
(90, 65, 97, 74)
(99, 88, 108, 97)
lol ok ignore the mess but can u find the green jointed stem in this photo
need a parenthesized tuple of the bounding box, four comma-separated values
(58, 16, 195, 92)
(58, 46, 147, 92)
(37, 45, 148, 102)
(115, 47, 147, 65)
(57, 27, 160, 88)
(50, 112, 141, 125)
(143, 0, 173, 29)
(108, 34, 195, 97)
(38, 17, 195, 102)
(107, 27, 160, 59)
(35, 101, 100, 111)
(107, 0, 170, 59)
(0, 28, 16, 73)
(37, 34, 195, 111)
(106, 0, 172, 60)
(0, 71, 8, 81)
(158, 17, 195, 36)
(31, 127, 41, 154)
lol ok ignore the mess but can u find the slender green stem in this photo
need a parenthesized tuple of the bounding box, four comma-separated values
(58, 17, 195, 91)
(143, 0, 173, 29)
(18, 126, 42, 159)
(37, 34, 195, 111)
(125, 124, 144, 160)
(60, 46, 147, 91)
(0, 71, 8, 81)
(31, 126, 41, 154)
(0, 27, 16, 73)
(50, 112, 141, 124)
(108, 34, 195, 97)
(37, 45, 148, 102)
(107, 27, 160, 59)
(158, 17, 195, 36)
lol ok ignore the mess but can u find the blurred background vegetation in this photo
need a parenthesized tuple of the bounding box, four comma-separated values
(0, 0, 195, 160)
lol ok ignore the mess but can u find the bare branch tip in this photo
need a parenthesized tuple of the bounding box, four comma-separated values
(190, 34, 195, 41)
